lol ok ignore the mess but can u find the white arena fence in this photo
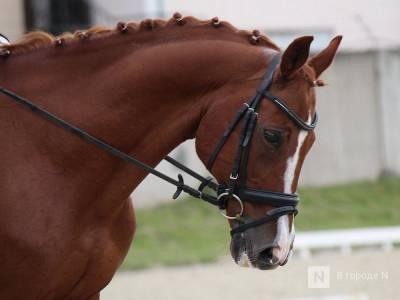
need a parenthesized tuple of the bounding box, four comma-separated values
(294, 226, 400, 258)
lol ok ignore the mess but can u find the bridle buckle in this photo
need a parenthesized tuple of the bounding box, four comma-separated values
(229, 173, 238, 180)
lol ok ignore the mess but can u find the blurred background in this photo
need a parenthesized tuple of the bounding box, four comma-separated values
(1, 1, 399, 299)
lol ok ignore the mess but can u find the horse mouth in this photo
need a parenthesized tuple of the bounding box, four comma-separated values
(230, 232, 294, 270)
(234, 248, 293, 270)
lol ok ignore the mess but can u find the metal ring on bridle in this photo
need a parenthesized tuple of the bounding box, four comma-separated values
(218, 192, 244, 220)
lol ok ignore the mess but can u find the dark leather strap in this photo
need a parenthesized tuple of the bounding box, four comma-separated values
(0, 33, 9, 44)
(242, 112, 258, 147)
(263, 91, 317, 131)
(206, 54, 281, 171)
(230, 109, 253, 179)
(206, 102, 251, 170)
(164, 155, 218, 191)
(230, 206, 297, 235)
(0, 87, 220, 206)
(256, 55, 281, 95)
(237, 188, 299, 206)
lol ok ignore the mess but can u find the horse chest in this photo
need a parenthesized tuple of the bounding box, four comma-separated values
(0, 198, 135, 299)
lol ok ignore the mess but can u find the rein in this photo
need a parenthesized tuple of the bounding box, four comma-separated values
(0, 87, 219, 206)
(0, 54, 317, 236)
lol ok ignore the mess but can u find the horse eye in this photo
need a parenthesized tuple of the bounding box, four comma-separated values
(263, 129, 282, 147)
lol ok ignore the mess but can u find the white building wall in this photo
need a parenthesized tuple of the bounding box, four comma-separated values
(163, 0, 400, 51)
(300, 52, 383, 185)
(378, 50, 400, 175)
(90, 0, 164, 25)
(0, 0, 25, 41)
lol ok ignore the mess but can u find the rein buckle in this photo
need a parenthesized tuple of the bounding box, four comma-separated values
(229, 173, 238, 180)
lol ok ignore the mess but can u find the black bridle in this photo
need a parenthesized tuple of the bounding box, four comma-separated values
(206, 54, 317, 235)
(0, 54, 316, 236)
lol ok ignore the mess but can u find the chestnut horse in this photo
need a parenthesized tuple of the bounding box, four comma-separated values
(0, 15, 341, 299)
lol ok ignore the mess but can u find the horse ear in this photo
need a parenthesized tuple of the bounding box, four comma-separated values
(308, 35, 342, 78)
(280, 36, 314, 78)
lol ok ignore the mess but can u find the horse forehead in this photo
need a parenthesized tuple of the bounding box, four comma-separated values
(280, 79, 316, 116)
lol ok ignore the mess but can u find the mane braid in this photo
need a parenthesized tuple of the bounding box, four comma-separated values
(0, 15, 280, 55)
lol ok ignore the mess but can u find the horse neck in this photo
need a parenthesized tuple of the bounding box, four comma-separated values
(2, 33, 268, 205)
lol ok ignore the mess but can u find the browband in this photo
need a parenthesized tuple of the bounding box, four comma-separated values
(263, 90, 317, 131)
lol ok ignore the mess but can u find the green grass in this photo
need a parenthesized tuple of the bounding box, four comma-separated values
(121, 176, 400, 270)
(297, 176, 400, 230)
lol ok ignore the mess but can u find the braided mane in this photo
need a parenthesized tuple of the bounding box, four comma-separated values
(0, 15, 279, 56)
(0, 26, 115, 55)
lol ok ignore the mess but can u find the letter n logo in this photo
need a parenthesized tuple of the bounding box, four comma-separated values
(308, 266, 330, 288)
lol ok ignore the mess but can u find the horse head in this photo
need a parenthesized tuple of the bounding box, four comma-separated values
(196, 35, 342, 270)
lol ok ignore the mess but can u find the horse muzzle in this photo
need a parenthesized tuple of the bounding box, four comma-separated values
(230, 216, 295, 270)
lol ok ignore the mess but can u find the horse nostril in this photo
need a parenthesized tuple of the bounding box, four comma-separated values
(258, 248, 279, 266)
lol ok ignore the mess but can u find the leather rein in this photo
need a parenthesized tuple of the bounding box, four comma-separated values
(0, 54, 317, 236)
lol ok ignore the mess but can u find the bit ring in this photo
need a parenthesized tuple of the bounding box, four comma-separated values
(218, 192, 244, 220)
